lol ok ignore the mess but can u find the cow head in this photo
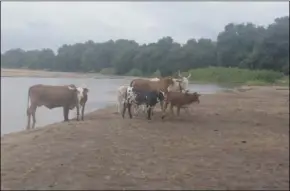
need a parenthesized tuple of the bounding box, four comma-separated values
(68, 84, 77, 91)
(76, 86, 89, 101)
(83, 88, 89, 95)
(157, 91, 165, 102)
(185, 91, 200, 104)
(178, 70, 191, 91)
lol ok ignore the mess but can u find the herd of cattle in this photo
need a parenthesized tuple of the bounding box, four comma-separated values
(26, 71, 200, 130)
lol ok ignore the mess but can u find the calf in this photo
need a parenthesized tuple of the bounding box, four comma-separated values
(161, 91, 200, 119)
(122, 87, 164, 120)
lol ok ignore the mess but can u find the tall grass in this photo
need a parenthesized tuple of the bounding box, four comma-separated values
(188, 67, 285, 85)
(100, 68, 116, 75)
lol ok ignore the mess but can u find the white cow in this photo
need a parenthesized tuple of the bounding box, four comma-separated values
(117, 85, 128, 113)
(116, 85, 141, 115)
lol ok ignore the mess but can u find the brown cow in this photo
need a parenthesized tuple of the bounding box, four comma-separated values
(161, 91, 201, 119)
(130, 77, 175, 93)
(26, 84, 81, 130)
(130, 77, 175, 111)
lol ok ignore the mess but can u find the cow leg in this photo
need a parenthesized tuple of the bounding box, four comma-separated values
(170, 104, 174, 116)
(26, 110, 31, 130)
(132, 104, 138, 116)
(31, 106, 37, 129)
(142, 105, 146, 113)
(160, 101, 164, 112)
(116, 102, 120, 113)
(184, 107, 191, 115)
(161, 102, 168, 119)
(176, 106, 181, 116)
(117, 98, 122, 113)
(81, 104, 86, 121)
(147, 107, 152, 120)
(122, 102, 127, 118)
(26, 103, 37, 130)
(76, 104, 80, 121)
(63, 106, 69, 121)
(128, 103, 133, 119)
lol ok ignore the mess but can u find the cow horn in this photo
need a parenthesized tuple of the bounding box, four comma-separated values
(187, 73, 191, 79)
(178, 70, 182, 78)
(68, 84, 76, 90)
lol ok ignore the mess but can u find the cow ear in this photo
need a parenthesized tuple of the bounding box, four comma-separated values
(178, 70, 182, 77)
(84, 88, 89, 93)
(194, 92, 201, 97)
(68, 84, 76, 90)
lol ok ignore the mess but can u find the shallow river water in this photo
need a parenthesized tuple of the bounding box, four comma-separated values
(1, 77, 227, 135)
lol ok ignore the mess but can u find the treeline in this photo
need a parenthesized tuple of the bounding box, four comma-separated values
(1, 16, 289, 76)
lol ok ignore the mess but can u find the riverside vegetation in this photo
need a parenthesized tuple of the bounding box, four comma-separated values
(1, 16, 289, 85)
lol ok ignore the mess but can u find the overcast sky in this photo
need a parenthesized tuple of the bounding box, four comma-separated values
(1, 1, 289, 53)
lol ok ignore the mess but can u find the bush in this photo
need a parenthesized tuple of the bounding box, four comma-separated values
(100, 67, 116, 75)
(126, 68, 143, 76)
(188, 67, 284, 84)
(151, 69, 161, 77)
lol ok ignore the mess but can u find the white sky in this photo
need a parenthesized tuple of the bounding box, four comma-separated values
(1, 1, 289, 52)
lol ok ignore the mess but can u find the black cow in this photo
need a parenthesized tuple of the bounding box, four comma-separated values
(122, 87, 164, 120)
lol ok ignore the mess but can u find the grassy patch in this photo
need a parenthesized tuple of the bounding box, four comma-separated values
(187, 67, 285, 85)
(100, 68, 116, 75)
(275, 76, 289, 86)
(126, 68, 143, 76)
(245, 80, 269, 86)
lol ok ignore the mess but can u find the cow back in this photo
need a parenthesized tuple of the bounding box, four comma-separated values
(29, 84, 78, 108)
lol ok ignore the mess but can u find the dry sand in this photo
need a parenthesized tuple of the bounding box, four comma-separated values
(1, 86, 289, 190)
(1, 68, 97, 78)
(1, 68, 137, 80)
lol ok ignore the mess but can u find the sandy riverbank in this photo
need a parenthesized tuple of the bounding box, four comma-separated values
(1, 86, 289, 190)
(1, 68, 96, 78)
(1, 68, 137, 80)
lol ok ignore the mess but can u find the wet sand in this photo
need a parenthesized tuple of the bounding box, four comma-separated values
(1, 86, 289, 190)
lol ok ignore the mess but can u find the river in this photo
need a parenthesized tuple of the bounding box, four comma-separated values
(1, 77, 227, 135)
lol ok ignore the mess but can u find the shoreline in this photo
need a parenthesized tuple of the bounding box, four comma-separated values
(2, 68, 288, 87)
(1, 86, 289, 190)
(1, 84, 287, 137)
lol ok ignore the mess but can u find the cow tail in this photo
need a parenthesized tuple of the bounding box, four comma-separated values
(26, 87, 31, 115)
(124, 87, 128, 100)
(130, 80, 135, 87)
